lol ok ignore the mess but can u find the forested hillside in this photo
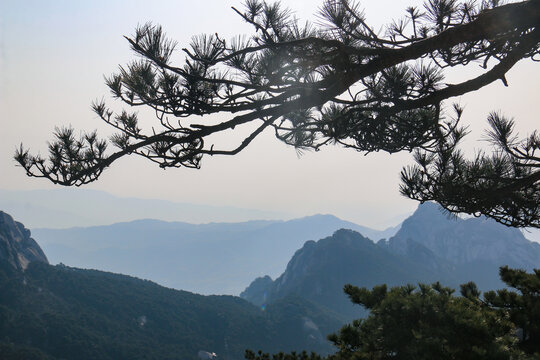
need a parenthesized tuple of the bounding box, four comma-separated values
(0, 211, 343, 360)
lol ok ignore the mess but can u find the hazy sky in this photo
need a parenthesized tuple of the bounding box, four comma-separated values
(1, 0, 538, 229)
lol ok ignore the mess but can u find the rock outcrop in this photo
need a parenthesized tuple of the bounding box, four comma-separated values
(0, 211, 48, 271)
(386, 202, 540, 269)
(239, 275, 273, 307)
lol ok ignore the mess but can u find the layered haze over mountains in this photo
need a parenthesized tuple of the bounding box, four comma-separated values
(2, 188, 538, 241)
(0, 189, 290, 228)
(3, 188, 539, 296)
(33, 214, 398, 295)
(0, 189, 396, 295)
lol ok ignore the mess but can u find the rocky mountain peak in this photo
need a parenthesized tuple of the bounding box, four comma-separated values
(388, 203, 540, 268)
(0, 211, 48, 271)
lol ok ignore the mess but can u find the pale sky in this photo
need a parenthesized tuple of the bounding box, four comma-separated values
(1, 0, 538, 229)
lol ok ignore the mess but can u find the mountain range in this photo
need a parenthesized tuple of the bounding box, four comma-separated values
(241, 203, 540, 320)
(2, 201, 540, 359)
(33, 215, 398, 295)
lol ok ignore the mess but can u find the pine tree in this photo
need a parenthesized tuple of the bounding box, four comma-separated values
(325, 282, 527, 359)
(15, 0, 540, 227)
(484, 266, 540, 356)
(261, 269, 540, 359)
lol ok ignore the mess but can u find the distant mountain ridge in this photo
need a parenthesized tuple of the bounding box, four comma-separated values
(242, 203, 540, 320)
(33, 214, 397, 295)
(380, 202, 540, 290)
(0, 188, 289, 228)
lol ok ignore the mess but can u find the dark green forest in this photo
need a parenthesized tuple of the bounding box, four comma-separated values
(2, 243, 539, 359)
(0, 260, 342, 360)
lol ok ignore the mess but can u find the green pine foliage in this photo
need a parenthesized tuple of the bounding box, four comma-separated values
(327, 282, 523, 360)
(14, 0, 540, 227)
(259, 266, 540, 360)
(484, 266, 540, 356)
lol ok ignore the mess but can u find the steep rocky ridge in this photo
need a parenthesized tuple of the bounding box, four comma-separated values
(0, 211, 48, 272)
(242, 229, 452, 320)
(381, 203, 540, 289)
(385, 202, 540, 268)
(240, 275, 273, 307)
(242, 203, 540, 319)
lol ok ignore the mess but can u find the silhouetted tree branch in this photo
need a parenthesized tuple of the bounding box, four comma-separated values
(16, 0, 540, 226)
(401, 112, 540, 228)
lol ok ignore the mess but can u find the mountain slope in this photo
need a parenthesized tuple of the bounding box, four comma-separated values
(33, 215, 396, 295)
(242, 229, 452, 320)
(0, 211, 344, 360)
(0, 262, 343, 360)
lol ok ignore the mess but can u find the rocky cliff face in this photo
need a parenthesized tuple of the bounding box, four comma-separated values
(0, 211, 48, 271)
(387, 202, 540, 269)
(239, 275, 273, 307)
(242, 229, 446, 320)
